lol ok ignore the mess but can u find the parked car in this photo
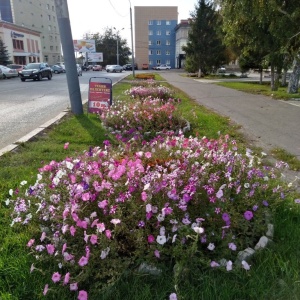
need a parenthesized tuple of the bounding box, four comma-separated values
(7, 64, 25, 73)
(217, 66, 226, 73)
(106, 65, 123, 73)
(142, 63, 149, 70)
(92, 65, 102, 71)
(123, 63, 138, 71)
(19, 62, 52, 81)
(76, 64, 82, 76)
(82, 65, 92, 71)
(50, 65, 64, 74)
(56, 62, 66, 72)
(0, 68, 3, 79)
(0, 65, 19, 79)
(156, 64, 171, 70)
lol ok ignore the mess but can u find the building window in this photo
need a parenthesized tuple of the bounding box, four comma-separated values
(166, 20, 171, 25)
(44, 55, 48, 62)
(149, 40, 152, 45)
(156, 50, 161, 55)
(49, 35, 53, 41)
(157, 31, 161, 35)
(166, 60, 170, 65)
(149, 30, 153, 35)
(157, 20, 161, 25)
(12, 39, 24, 50)
(148, 20, 153, 25)
(149, 50, 153, 55)
(48, 25, 52, 31)
(156, 60, 161, 65)
(166, 31, 171, 35)
(166, 50, 170, 55)
(156, 40, 161, 45)
(166, 40, 170, 45)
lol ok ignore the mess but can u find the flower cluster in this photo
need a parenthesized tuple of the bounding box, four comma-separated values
(100, 97, 186, 142)
(125, 85, 175, 101)
(9, 133, 289, 298)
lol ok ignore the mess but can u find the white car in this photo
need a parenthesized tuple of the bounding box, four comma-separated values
(156, 64, 171, 70)
(0, 65, 18, 79)
(106, 65, 123, 73)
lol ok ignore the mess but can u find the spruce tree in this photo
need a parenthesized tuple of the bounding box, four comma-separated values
(0, 38, 10, 65)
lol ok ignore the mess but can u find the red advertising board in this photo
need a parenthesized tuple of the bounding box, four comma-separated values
(88, 78, 112, 113)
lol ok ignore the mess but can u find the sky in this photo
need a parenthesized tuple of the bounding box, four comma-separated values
(67, 0, 197, 48)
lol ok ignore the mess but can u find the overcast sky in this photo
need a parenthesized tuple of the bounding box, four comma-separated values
(67, 0, 197, 46)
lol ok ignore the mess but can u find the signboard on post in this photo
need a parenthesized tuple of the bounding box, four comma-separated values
(88, 77, 112, 113)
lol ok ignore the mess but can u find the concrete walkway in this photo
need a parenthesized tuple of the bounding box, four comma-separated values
(161, 71, 300, 160)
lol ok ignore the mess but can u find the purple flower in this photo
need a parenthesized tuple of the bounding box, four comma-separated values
(262, 200, 269, 207)
(244, 210, 253, 221)
(252, 205, 258, 211)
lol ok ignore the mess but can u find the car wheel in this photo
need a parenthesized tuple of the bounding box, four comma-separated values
(47, 72, 52, 80)
(38, 73, 42, 81)
(3, 74, 6, 79)
(21, 78, 26, 82)
(54, 70, 58, 74)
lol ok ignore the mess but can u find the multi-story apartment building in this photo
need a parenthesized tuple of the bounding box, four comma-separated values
(0, 0, 62, 65)
(175, 19, 191, 69)
(134, 6, 178, 69)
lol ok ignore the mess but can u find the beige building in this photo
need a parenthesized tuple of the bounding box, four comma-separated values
(0, 20, 42, 65)
(0, 0, 62, 65)
(134, 6, 178, 69)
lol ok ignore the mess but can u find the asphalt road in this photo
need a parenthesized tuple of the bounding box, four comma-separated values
(0, 70, 127, 152)
(161, 71, 300, 159)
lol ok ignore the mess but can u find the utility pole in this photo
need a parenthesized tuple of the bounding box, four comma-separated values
(129, 1, 135, 77)
(113, 27, 124, 65)
(54, 0, 83, 115)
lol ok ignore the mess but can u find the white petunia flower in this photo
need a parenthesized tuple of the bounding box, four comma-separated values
(193, 226, 204, 234)
(156, 235, 167, 245)
(207, 243, 215, 251)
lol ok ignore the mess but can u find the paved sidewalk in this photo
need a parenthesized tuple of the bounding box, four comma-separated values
(161, 71, 300, 160)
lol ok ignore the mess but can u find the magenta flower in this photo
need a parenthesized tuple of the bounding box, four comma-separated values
(105, 229, 112, 239)
(90, 234, 98, 245)
(82, 192, 90, 201)
(63, 272, 70, 285)
(244, 210, 253, 221)
(78, 290, 88, 300)
(141, 191, 148, 201)
(51, 272, 61, 283)
(27, 239, 35, 247)
(64, 142, 69, 149)
(147, 235, 155, 243)
(70, 226, 76, 236)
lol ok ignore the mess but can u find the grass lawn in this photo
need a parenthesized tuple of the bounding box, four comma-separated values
(0, 75, 299, 300)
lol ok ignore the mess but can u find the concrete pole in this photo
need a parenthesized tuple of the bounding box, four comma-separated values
(129, 3, 135, 77)
(54, 0, 83, 115)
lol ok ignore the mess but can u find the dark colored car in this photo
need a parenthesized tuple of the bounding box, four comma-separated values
(19, 63, 52, 81)
(123, 63, 138, 71)
(50, 65, 64, 74)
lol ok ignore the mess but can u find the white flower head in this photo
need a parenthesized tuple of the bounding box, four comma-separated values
(241, 260, 251, 270)
(226, 260, 233, 271)
(193, 226, 204, 234)
(156, 235, 167, 245)
(207, 243, 215, 251)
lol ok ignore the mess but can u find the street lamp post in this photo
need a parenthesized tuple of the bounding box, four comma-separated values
(113, 27, 124, 65)
(128, 0, 135, 77)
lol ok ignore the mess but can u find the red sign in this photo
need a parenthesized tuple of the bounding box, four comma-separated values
(88, 81, 112, 113)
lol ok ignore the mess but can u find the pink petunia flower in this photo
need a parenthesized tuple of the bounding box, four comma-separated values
(43, 284, 49, 295)
(90, 234, 98, 245)
(147, 235, 155, 243)
(46, 244, 55, 255)
(78, 290, 88, 300)
(27, 239, 35, 247)
(154, 249, 160, 258)
(64, 142, 69, 149)
(63, 272, 70, 285)
(52, 272, 61, 283)
(78, 256, 88, 267)
(105, 230, 112, 239)
(169, 293, 177, 300)
(70, 282, 78, 291)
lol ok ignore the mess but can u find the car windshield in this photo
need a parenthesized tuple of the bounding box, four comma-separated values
(25, 63, 40, 69)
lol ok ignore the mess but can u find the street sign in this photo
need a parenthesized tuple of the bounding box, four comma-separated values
(88, 77, 112, 113)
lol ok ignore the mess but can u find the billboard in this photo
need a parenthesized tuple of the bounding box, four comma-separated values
(87, 52, 103, 63)
(73, 39, 96, 52)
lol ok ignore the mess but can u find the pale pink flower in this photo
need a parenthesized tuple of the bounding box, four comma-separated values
(210, 261, 220, 267)
(63, 272, 70, 285)
(97, 222, 105, 233)
(78, 290, 88, 300)
(70, 282, 78, 291)
(82, 192, 90, 201)
(30, 263, 35, 273)
(169, 293, 177, 300)
(226, 260, 233, 271)
(46, 244, 55, 255)
(51, 272, 61, 283)
(110, 218, 121, 225)
(62, 243, 67, 254)
(43, 284, 49, 295)
(154, 249, 160, 258)
(78, 256, 88, 267)
(141, 191, 148, 201)
(40, 232, 46, 242)
(145, 152, 152, 158)
(242, 260, 251, 270)
(105, 229, 112, 239)
(228, 242, 237, 251)
(70, 226, 76, 236)
(27, 239, 35, 247)
(90, 234, 98, 245)
(64, 142, 69, 149)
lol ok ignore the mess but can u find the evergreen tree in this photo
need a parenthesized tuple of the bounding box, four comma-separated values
(0, 38, 10, 65)
(182, 0, 227, 76)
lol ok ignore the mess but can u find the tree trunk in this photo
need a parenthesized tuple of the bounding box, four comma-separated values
(270, 65, 277, 91)
(281, 69, 287, 86)
(287, 57, 300, 94)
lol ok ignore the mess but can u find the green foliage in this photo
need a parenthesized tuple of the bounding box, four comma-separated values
(183, 0, 227, 75)
(0, 38, 11, 65)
